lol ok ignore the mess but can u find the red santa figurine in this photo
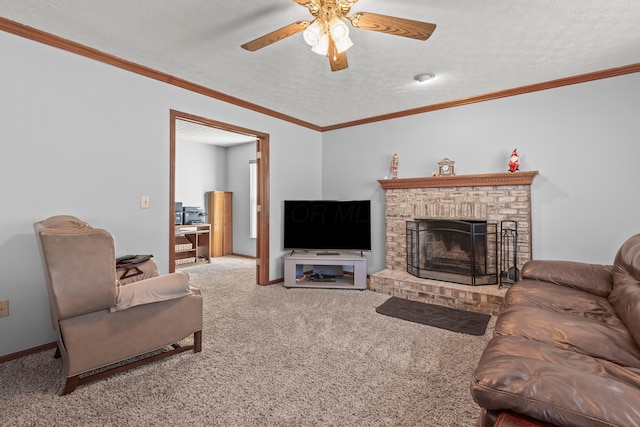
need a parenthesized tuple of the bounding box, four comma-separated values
(508, 148, 519, 173)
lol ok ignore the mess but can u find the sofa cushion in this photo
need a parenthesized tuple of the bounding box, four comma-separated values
(471, 335, 640, 427)
(495, 305, 640, 367)
(505, 280, 623, 327)
(521, 260, 613, 298)
(609, 233, 640, 348)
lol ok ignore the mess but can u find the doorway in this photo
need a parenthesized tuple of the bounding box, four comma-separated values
(169, 110, 270, 285)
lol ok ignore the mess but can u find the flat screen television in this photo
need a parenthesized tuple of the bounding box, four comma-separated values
(284, 200, 371, 252)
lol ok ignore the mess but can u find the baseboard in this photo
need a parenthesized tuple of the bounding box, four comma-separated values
(230, 253, 256, 259)
(0, 341, 56, 363)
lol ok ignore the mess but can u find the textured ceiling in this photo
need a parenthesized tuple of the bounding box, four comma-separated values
(1, 0, 639, 128)
(176, 119, 257, 147)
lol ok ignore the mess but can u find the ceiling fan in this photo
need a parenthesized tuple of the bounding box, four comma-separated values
(241, 0, 436, 72)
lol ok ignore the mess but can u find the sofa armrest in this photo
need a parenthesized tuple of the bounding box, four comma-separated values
(110, 271, 193, 312)
(521, 260, 613, 298)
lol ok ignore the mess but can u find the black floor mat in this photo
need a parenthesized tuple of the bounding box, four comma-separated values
(375, 297, 490, 336)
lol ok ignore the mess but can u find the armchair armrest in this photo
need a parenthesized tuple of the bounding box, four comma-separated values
(521, 260, 613, 298)
(117, 258, 160, 285)
(110, 271, 193, 312)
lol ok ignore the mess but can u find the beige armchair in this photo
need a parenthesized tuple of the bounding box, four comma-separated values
(34, 215, 203, 395)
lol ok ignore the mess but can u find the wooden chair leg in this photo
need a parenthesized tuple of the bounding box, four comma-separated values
(194, 330, 202, 353)
(61, 376, 79, 395)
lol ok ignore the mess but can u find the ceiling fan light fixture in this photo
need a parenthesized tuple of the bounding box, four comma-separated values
(241, 1, 438, 72)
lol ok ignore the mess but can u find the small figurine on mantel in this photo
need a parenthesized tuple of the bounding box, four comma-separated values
(391, 153, 400, 179)
(508, 148, 520, 172)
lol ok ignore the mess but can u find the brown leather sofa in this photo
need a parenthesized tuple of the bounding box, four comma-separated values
(471, 233, 640, 426)
(34, 215, 203, 395)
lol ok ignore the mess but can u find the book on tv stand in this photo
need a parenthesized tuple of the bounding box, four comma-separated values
(309, 274, 336, 282)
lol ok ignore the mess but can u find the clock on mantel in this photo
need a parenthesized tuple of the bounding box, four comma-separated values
(438, 158, 455, 176)
(377, 171, 539, 190)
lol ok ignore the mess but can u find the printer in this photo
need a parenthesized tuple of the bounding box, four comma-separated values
(182, 206, 206, 225)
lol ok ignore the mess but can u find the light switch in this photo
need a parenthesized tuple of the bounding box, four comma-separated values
(140, 195, 150, 209)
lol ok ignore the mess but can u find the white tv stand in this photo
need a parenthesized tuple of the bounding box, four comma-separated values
(284, 252, 367, 290)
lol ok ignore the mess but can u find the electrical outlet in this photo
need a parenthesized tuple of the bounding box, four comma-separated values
(140, 195, 150, 209)
(0, 300, 8, 317)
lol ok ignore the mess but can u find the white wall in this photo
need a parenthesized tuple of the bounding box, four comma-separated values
(322, 72, 640, 272)
(175, 140, 227, 211)
(0, 30, 322, 357)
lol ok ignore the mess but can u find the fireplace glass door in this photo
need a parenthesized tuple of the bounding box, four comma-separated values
(406, 219, 498, 286)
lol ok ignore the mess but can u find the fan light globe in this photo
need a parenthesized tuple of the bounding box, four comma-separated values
(330, 18, 352, 53)
(334, 36, 353, 53)
(312, 34, 330, 55)
(303, 20, 324, 47)
(330, 18, 349, 40)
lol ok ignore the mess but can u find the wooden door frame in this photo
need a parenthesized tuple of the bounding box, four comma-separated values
(169, 110, 270, 285)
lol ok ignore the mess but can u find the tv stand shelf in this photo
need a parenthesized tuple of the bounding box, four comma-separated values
(284, 253, 367, 290)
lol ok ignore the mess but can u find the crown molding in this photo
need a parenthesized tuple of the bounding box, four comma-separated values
(323, 64, 640, 131)
(0, 17, 323, 132)
(1, 16, 638, 133)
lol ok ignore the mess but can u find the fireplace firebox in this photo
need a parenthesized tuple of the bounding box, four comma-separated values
(406, 219, 498, 286)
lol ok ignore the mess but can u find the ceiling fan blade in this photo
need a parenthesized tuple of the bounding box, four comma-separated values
(350, 12, 436, 41)
(241, 21, 310, 51)
(328, 36, 348, 72)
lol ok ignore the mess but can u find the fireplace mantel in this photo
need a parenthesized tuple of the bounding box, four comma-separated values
(378, 171, 538, 190)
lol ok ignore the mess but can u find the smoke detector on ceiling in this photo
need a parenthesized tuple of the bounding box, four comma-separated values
(414, 73, 435, 83)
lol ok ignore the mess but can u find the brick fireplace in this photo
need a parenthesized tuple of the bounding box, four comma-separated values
(369, 171, 538, 315)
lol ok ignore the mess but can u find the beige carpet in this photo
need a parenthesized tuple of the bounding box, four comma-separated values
(0, 256, 494, 426)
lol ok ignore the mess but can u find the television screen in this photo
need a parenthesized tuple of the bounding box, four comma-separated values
(284, 200, 371, 251)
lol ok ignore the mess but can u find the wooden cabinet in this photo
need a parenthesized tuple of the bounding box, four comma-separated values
(208, 191, 232, 257)
(175, 224, 210, 268)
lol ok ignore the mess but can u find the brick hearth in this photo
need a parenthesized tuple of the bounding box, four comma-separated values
(369, 171, 538, 316)
(369, 269, 506, 315)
